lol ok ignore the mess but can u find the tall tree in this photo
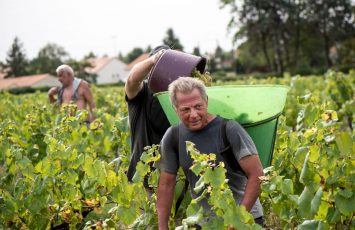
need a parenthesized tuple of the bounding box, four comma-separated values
(4, 37, 29, 77)
(163, 28, 184, 51)
(124, 47, 144, 63)
(29, 43, 69, 75)
(145, 45, 152, 54)
(193, 47, 201, 56)
(67, 59, 97, 83)
(84, 51, 96, 60)
(221, 0, 355, 74)
(305, 0, 355, 67)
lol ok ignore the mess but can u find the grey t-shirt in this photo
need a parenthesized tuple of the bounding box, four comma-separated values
(157, 116, 263, 218)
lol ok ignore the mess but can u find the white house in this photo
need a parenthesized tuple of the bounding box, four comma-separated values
(0, 74, 61, 90)
(86, 56, 128, 85)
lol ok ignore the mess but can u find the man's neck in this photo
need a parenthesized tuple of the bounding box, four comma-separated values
(63, 79, 74, 89)
(207, 114, 217, 123)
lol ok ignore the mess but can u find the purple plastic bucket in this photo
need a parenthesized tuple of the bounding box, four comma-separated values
(148, 50, 207, 93)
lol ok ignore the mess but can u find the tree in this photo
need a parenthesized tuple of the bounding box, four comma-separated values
(29, 43, 69, 75)
(193, 47, 201, 56)
(305, 0, 355, 67)
(145, 45, 152, 54)
(67, 59, 97, 83)
(220, 0, 355, 75)
(163, 28, 184, 51)
(123, 47, 144, 63)
(4, 37, 29, 77)
(84, 51, 96, 60)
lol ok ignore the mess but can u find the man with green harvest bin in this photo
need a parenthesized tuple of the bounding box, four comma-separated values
(156, 77, 264, 229)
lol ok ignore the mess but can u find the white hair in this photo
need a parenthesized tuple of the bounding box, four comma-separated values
(168, 77, 207, 109)
(56, 64, 74, 76)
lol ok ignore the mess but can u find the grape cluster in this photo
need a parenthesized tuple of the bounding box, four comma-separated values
(191, 69, 212, 86)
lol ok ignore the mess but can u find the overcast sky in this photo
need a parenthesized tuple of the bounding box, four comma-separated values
(0, 0, 236, 62)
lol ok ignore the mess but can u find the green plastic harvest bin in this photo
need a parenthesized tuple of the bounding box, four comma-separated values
(155, 85, 289, 168)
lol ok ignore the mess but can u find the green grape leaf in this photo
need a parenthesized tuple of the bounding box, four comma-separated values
(281, 179, 294, 195)
(298, 186, 313, 218)
(297, 220, 328, 230)
(204, 167, 225, 188)
(311, 187, 323, 217)
(335, 132, 353, 156)
(326, 207, 341, 223)
(201, 216, 224, 230)
(117, 204, 139, 226)
(193, 176, 205, 194)
(299, 152, 310, 184)
(132, 162, 150, 183)
(335, 189, 355, 215)
(83, 155, 94, 177)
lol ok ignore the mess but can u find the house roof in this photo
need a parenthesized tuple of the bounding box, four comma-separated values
(0, 73, 54, 89)
(85, 56, 114, 74)
(126, 53, 150, 70)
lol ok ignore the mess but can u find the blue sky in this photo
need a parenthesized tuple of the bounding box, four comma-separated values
(0, 0, 235, 61)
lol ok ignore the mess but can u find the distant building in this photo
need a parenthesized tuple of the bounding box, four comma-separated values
(0, 74, 60, 90)
(85, 56, 128, 84)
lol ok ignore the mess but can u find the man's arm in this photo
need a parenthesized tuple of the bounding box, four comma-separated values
(125, 49, 165, 100)
(82, 82, 96, 121)
(48, 87, 58, 103)
(157, 171, 176, 230)
(239, 154, 264, 211)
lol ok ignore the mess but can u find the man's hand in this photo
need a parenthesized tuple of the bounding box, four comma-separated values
(125, 49, 166, 100)
(48, 87, 58, 103)
(152, 49, 165, 64)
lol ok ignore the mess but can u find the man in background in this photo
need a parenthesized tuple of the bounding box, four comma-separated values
(48, 64, 96, 122)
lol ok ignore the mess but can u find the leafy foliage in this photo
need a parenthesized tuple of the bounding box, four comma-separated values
(163, 28, 184, 51)
(3, 37, 29, 77)
(29, 43, 69, 75)
(220, 0, 355, 75)
(0, 70, 354, 229)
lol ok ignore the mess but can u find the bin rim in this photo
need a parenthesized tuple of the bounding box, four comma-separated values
(154, 84, 290, 97)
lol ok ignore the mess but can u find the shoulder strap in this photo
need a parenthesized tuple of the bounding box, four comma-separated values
(171, 125, 179, 156)
(57, 86, 64, 104)
(221, 118, 229, 148)
(173, 124, 190, 215)
(220, 118, 245, 175)
(72, 78, 82, 101)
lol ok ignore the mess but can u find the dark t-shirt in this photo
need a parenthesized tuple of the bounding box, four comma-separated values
(157, 116, 263, 218)
(125, 81, 170, 181)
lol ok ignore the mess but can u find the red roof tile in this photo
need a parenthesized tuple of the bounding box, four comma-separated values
(85, 56, 113, 74)
(0, 74, 55, 89)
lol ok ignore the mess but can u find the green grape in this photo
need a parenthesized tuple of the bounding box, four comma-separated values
(191, 69, 212, 86)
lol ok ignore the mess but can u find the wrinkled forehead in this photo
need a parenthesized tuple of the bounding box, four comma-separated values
(57, 71, 71, 77)
(176, 89, 207, 107)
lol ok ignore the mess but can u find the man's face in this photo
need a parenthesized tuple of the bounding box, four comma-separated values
(57, 71, 72, 87)
(175, 88, 208, 131)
